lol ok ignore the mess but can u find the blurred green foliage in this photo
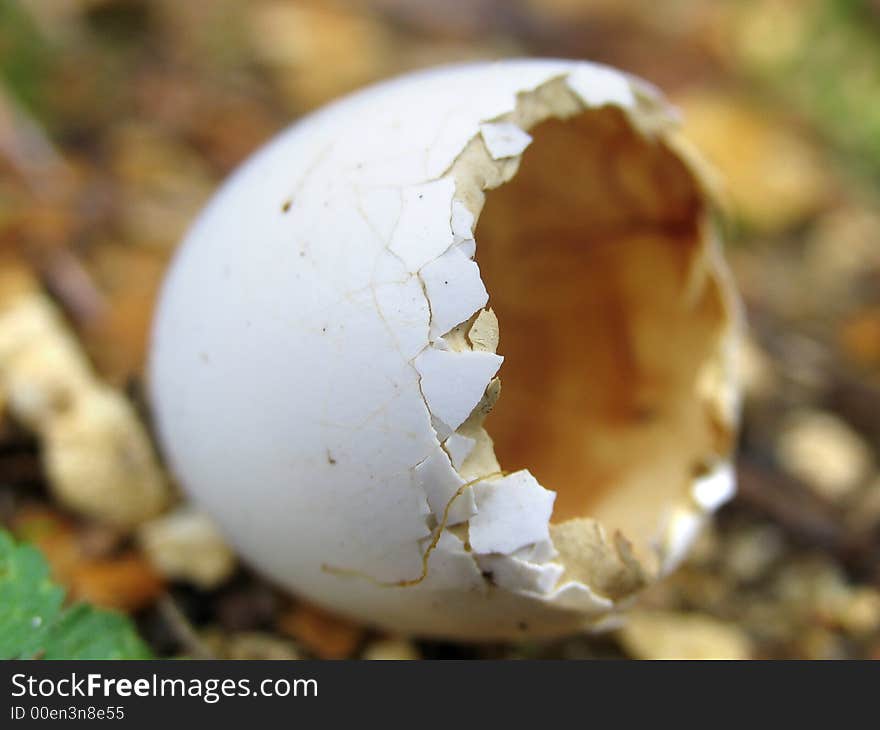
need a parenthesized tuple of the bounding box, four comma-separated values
(742, 0, 880, 180)
(0, 1, 54, 115)
(0, 530, 152, 660)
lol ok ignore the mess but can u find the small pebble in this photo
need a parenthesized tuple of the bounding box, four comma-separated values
(362, 638, 420, 660)
(776, 409, 873, 502)
(617, 611, 753, 660)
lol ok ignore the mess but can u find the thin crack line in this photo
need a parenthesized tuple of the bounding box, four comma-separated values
(321, 470, 507, 588)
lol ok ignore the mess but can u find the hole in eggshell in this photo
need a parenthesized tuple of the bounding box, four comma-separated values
(475, 106, 731, 544)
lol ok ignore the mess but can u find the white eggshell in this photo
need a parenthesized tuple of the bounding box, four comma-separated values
(469, 472, 555, 555)
(149, 59, 740, 639)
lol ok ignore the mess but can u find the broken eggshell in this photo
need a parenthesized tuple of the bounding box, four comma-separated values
(149, 59, 741, 640)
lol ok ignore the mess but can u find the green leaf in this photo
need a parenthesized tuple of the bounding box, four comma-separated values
(39, 604, 153, 660)
(0, 529, 153, 659)
(0, 531, 63, 658)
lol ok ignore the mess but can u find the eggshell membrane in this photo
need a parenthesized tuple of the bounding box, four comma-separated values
(149, 59, 740, 639)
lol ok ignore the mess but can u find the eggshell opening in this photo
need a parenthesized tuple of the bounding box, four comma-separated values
(475, 107, 734, 561)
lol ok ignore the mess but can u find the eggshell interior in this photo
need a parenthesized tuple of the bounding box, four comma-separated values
(477, 107, 733, 563)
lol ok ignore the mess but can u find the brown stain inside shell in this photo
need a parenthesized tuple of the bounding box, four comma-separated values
(475, 107, 730, 536)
